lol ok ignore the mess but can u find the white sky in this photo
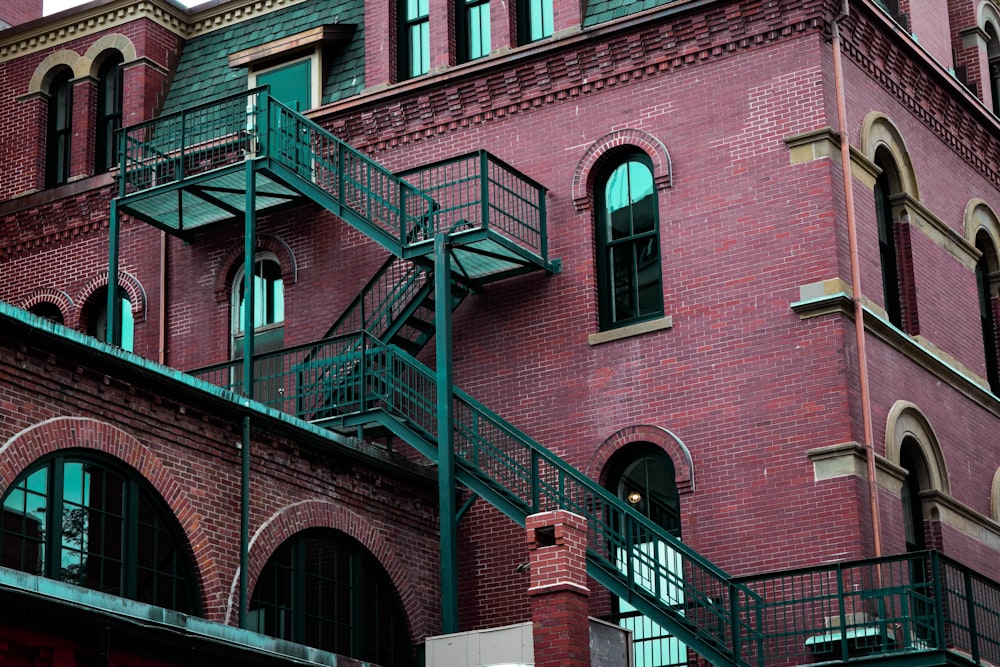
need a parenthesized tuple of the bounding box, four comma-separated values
(44, 0, 204, 15)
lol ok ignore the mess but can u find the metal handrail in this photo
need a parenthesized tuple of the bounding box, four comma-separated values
(191, 331, 763, 666)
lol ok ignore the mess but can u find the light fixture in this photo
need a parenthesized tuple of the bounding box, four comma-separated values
(627, 490, 642, 505)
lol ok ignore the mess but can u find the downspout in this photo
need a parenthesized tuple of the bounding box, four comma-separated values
(159, 230, 167, 365)
(831, 0, 883, 557)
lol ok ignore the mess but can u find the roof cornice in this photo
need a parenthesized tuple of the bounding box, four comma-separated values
(0, 0, 311, 62)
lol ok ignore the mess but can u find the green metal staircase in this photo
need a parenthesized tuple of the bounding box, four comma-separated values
(128, 88, 756, 666)
(288, 331, 763, 667)
(116, 89, 1000, 667)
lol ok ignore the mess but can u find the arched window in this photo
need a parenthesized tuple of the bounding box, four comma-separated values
(899, 438, 928, 552)
(605, 445, 683, 667)
(0, 453, 199, 613)
(976, 232, 1000, 393)
(46, 68, 73, 188)
(86, 286, 134, 352)
(596, 153, 663, 331)
(985, 23, 1000, 115)
(94, 52, 124, 174)
(874, 149, 904, 329)
(250, 528, 413, 665)
(231, 254, 285, 356)
(28, 302, 64, 325)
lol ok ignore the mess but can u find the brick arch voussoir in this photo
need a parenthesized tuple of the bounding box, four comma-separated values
(19, 287, 74, 320)
(234, 500, 423, 633)
(213, 234, 297, 302)
(589, 425, 694, 493)
(572, 129, 672, 212)
(75, 270, 147, 329)
(0, 416, 214, 611)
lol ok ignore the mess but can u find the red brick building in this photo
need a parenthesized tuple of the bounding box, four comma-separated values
(0, 0, 999, 665)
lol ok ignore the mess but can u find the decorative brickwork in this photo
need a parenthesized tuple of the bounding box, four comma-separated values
(75, 269, 147, 329)
(589, 424, 694, 494)
(213, 234, 298, 302)
(572, 129, 672, 212)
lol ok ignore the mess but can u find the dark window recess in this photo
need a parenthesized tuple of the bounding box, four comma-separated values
(95, 53, 124, 174)
(46, 69, 73, 188)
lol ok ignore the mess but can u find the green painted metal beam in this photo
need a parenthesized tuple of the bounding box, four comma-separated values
(435, 233, 458, 634)
(107, 199, 120, 346)
(239, 161, 257, 630)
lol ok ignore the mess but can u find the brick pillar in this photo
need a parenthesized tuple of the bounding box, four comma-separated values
(553, 0, 583, 36)
(70, 76, 97, 181)
(429, 0, 454, 70)
(122, 60, 170, 127)
(895, 218, 920, 335)
(527, 510, 590, 667)
(365, 0, 395, 89)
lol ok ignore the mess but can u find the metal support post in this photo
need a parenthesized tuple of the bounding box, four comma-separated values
(238, 161, 257, 630)
(107, 199, 120, 346)
(243, 162, 257, 397)
(239, 415, 251, 629)
(435, 232, 458, 633)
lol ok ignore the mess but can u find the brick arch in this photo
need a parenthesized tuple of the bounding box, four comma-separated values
(572, 129, 672, 212)
(213, 234, 297, 302)
(75, 270, 146, 330)
(860, 112, 920, 200)
(227, 499, 425, 636)
(82, 34, 138, 77)
(885, 401, 950, 495)
(588, 425, 694, 493)
(19, 287, 74, 321)
(964, 198, 1000, 253)
(0, 416, 215, 613)
(27, 50, 82, 94)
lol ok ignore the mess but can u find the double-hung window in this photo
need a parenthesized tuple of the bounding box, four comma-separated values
(596, 154, 663, 331)
(400, 0, 430, 79)
(458, 0, 491, 62)
(517, 0, 553, 44)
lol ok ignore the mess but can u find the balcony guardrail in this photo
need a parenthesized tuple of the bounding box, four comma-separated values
(117, 90, 551, 268)
(190, 331, 763, 666)
(736, 550, 1000, 666)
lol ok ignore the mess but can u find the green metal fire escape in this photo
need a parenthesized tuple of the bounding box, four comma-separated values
(108, 89, 1000, 667)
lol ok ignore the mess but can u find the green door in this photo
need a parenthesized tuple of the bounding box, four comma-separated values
(257, 59, 312, 111)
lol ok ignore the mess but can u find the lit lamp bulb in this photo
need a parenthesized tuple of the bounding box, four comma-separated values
(627, 490, 642, 505)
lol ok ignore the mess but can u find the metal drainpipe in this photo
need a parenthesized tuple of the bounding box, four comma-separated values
(159, 230, 167, 365)
(832, 0, 883, 557)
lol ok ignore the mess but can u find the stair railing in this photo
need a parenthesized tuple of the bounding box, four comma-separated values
(342, 332, 765, 667)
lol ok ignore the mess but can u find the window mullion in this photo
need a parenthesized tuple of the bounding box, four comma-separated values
(350, 550, 364, 657)
(294, 537, 307, 643)
(124, 479, 139, 599)
(47, 459, 64, 581)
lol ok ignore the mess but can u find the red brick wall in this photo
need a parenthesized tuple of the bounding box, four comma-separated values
(0, 18, 182, 201)
(1, 0, 1000, 644)
(0, 319, 442, 641)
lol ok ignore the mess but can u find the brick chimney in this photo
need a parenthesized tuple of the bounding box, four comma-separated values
(527, 510, 591, 667)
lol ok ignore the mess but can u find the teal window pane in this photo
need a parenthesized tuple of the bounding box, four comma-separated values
(0, 456, 198, 613)
(1, 468, 48, 575)
(528, 0, 553, 41)
(401, 0, 430, 79)
(461, 0, 491, 61)
(236, 259, 285, 334)
(597, 155, 663, 330)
